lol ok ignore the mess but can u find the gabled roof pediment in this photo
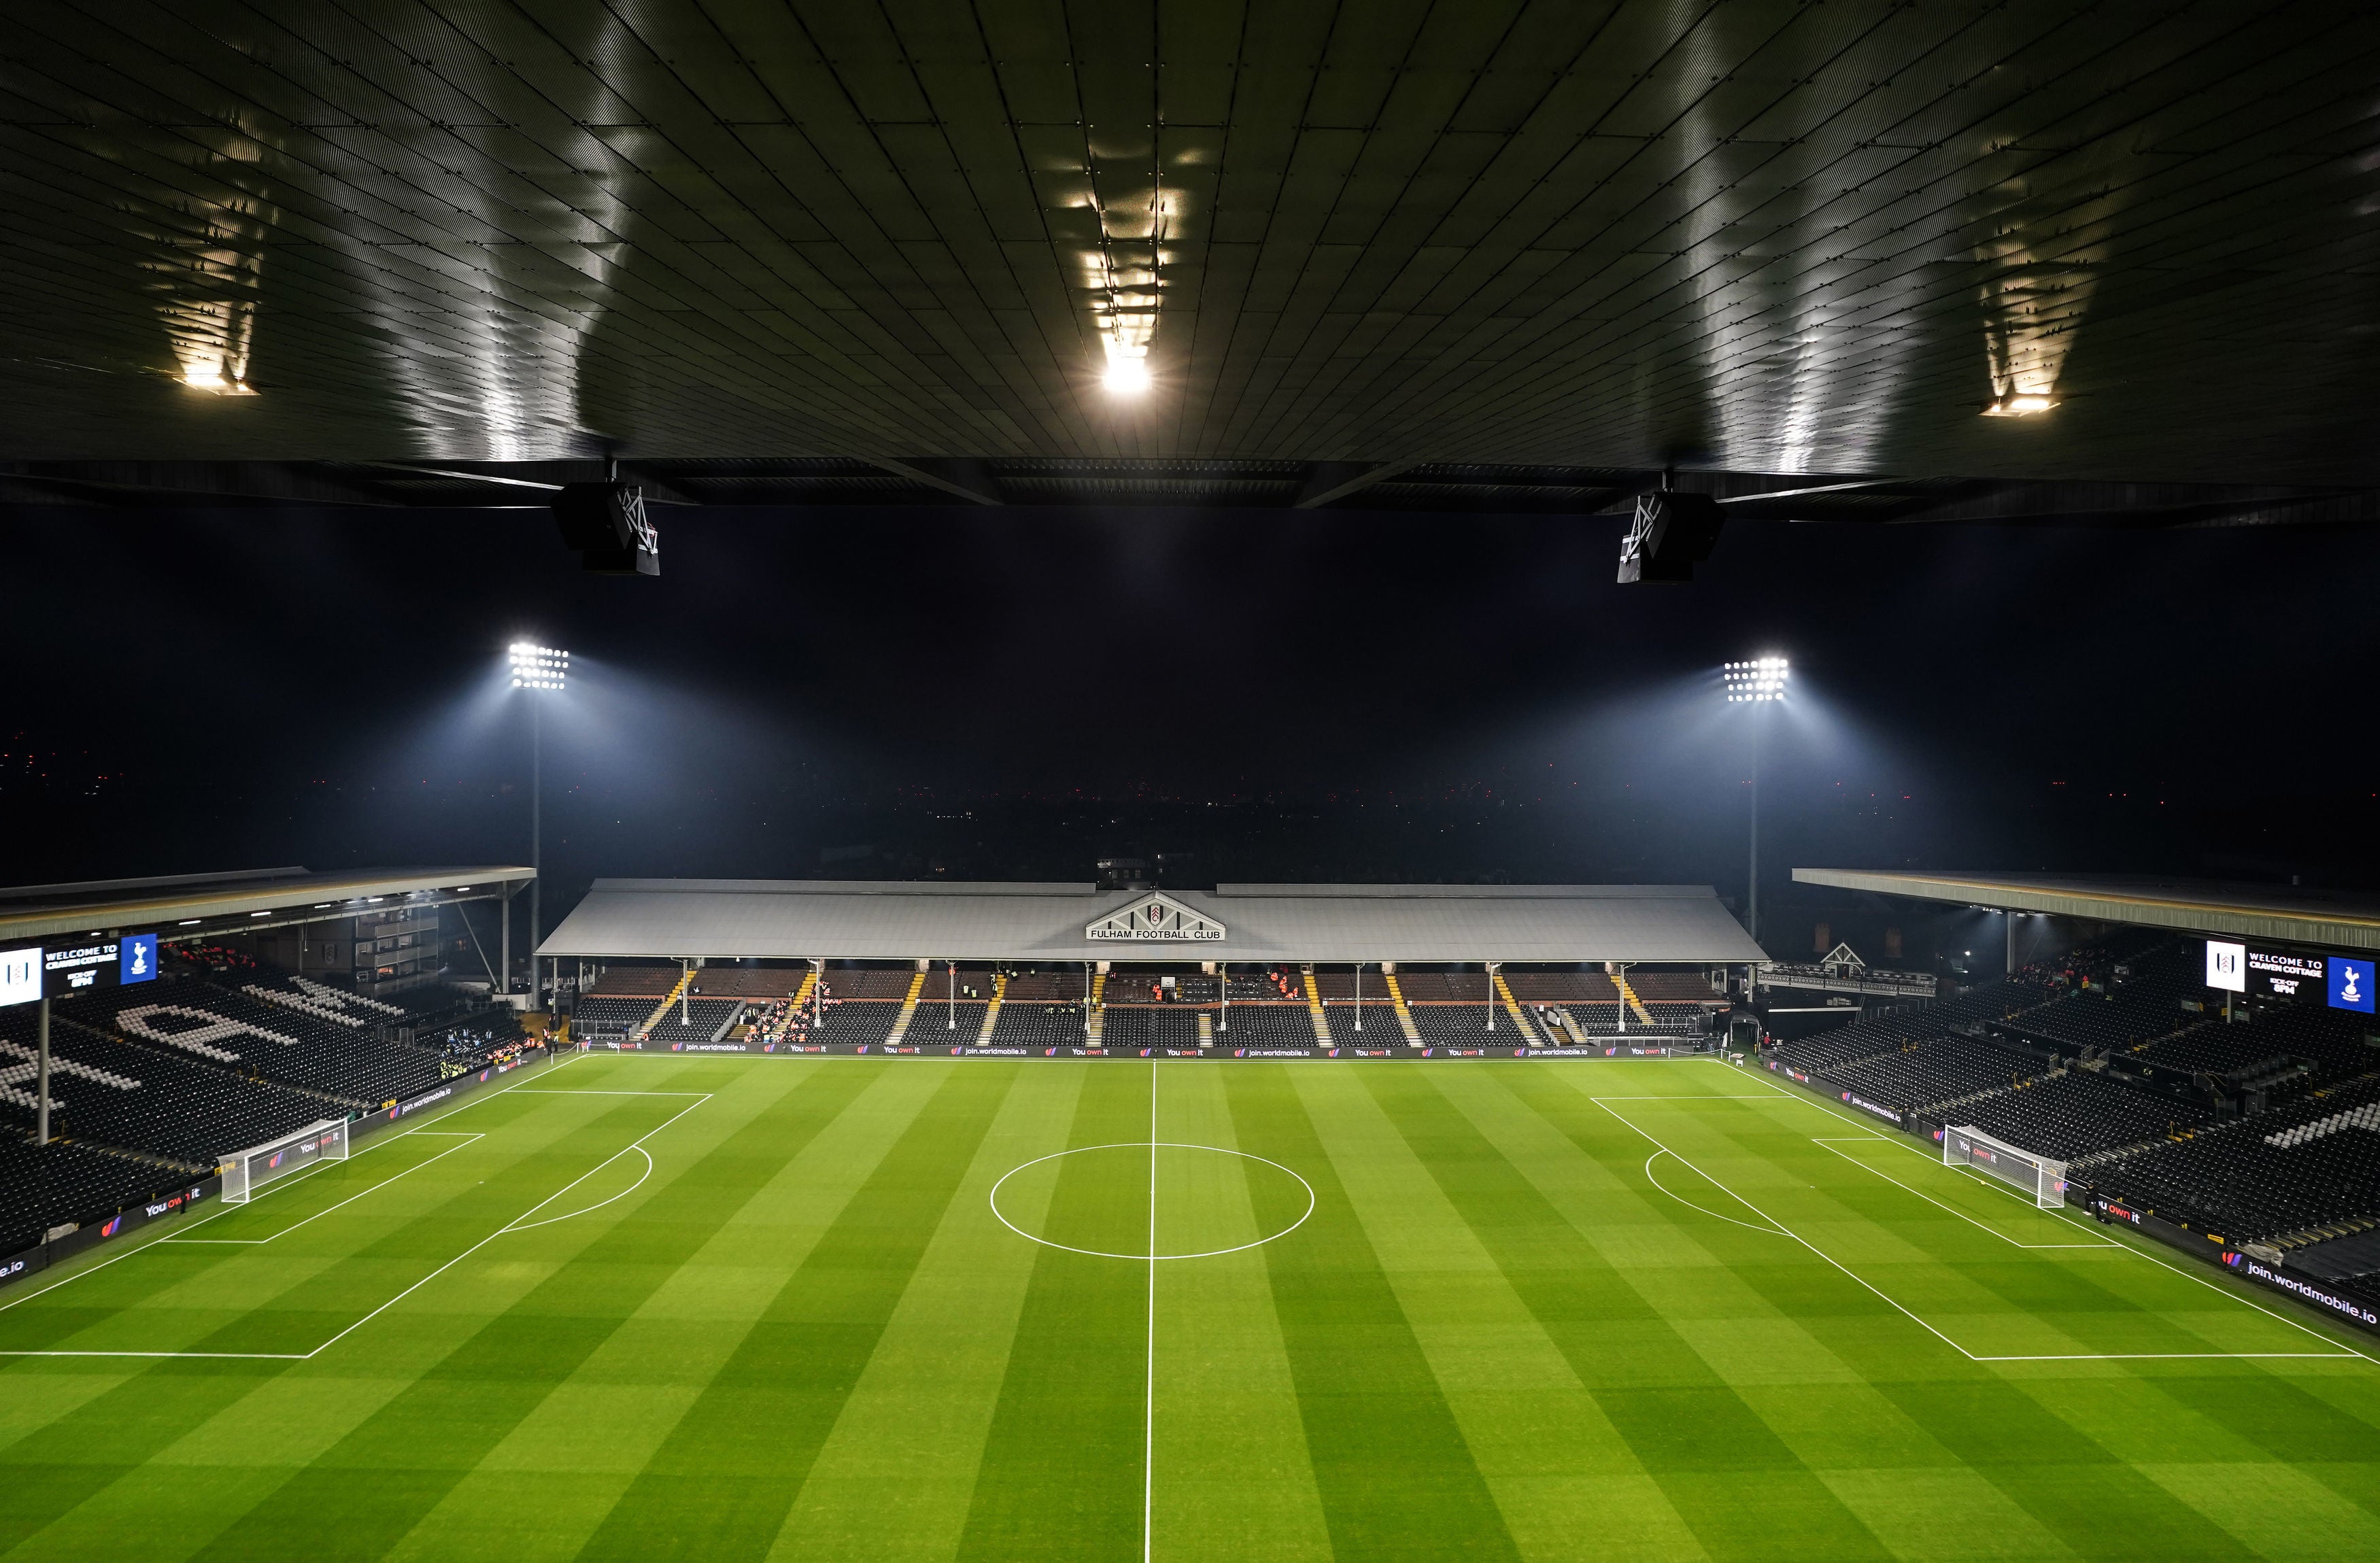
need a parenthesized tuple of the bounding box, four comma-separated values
(1086, 891, 1225, 943)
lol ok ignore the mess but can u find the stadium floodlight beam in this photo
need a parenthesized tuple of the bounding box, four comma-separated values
(1720, 657, 1789, 946)
(508, 642, 568, 1003)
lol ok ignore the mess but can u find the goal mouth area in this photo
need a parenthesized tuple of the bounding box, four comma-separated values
(218, 1118, 350, 1204)
(1944, 1124, 2070, 1211)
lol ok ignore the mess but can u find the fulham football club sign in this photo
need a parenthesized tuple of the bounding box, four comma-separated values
(1086, 892, 1225, 943)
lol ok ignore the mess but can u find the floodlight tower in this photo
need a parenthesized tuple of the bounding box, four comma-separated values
(1721, 657, 1789, 946)
(509, 641, 568, 1001)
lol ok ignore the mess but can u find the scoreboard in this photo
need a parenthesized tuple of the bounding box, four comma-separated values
(2205, 940, 2375, 1014)
(0, 933, 158, 1006)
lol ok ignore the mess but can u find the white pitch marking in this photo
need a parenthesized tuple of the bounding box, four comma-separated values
(500, 1145, 653, 1231)
(0, 1088, 710, 1360)
(166, 1135, 485, 1245)
(1709, 1060, 2380, 1364)
(986, 1144, 1315, 1260)
(1808, 1137, 2118, 1250)
(1593, 1095, 2360, 1365)
(1642, 1150, 1786, 1234)
(0, 1054, 576, 1316)
(1144, 1059, 1157, 1563)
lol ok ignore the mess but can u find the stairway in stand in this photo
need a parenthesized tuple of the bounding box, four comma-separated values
(1087, 969, 1108, 1042)
(976, 974, 1006, 1045)
(883, 971, 928, 1044)
(1492, 969, 1540, 1044)
(1302, 963, 1331, 1044)
(1381, 972, 1424, 1044)
(636, 969, 694, 1040)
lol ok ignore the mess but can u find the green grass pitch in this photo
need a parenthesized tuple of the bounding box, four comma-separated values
(3, 1053, 2378, 1561)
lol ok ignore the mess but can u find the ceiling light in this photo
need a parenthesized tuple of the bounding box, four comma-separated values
(1982, 394, 2057, 417)
(1103, 354, 1151, 395)
(180, 363, 257, 396)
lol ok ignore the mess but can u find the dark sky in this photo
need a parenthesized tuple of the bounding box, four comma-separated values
(6, 502, 2377, 938)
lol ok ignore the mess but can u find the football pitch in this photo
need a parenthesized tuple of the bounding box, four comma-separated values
(3, 1054, 2378, 1562)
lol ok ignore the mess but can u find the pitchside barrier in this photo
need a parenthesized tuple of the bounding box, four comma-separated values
(1753, 1050, 2380, 1341)
(0, 1044, 552, 1293)
(585, 1038, 1716, 1060)
(2087, 1194, 2380, 1337)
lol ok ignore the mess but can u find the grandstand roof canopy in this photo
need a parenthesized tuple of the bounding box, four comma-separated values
(4, 2, 2377, 529)
(539, 880, 1767, 965)
(1793, 869, 2380, 955)
(0, 866, 534, 944)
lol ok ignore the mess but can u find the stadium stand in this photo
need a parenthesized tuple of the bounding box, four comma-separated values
(0, 1135, 193, 1259)
(571, 996, 659, 1036)
(1769, 975, 2062, 1076)
(991, 1004, 1092, 1045)
(643, 999, 746, 1048)
(1211, 1008, 1315, 1047)
(2084, 1075, 2380, 1243)
(583, 967, 680, 995)
(813, 1001, 904, 1046)
(1818, 1035, 2046, 1115)
(1952, 1069, 2216, 1160)
(57, 973, 442, 1105)
(821, 969, 923, 999)
(0, 1008, 324, 1164)
(1100, 1008, 1201, 1048)
(1410, 1004, 1508, 1042)
(1320, 1003, 1402, 1042)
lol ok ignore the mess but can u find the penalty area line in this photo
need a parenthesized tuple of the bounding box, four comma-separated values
(165, 1134, 486, 1246)
(1711, 1061, 2380, 1366)
(1807, 1137, 2118, 1250)
(0, 1090, 711, 1362)
(1596, 1096, 2362, 1365)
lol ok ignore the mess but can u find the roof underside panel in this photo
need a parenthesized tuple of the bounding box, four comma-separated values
(0, 865, 534, 941)
(1794, 869, 2380, 954)
(539, 882, 1767, 964)
(2, 1, 2377, 494)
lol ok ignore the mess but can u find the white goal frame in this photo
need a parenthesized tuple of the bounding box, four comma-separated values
(1943, 1124, 2067, 1209)
(219, 1118, 350, 1203)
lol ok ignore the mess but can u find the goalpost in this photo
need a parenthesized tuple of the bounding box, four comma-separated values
(219, 1118, 350, 1203)
(1943, 1125, 2068, 1209)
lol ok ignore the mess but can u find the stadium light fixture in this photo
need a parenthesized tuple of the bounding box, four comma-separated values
(509, 641, 568, 690)
(1102, 339, 1151, 396)
(507, 641, 568, 1006)
(1721, 656, 1789, 702)
(1982, 393, 2058, 417)
(1721, 656, 1790, 947)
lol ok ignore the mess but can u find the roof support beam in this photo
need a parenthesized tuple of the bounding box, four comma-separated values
(0, 460, 395, 507)
(1294, 458, 1423, 509)
(866, 457, 1003, 505)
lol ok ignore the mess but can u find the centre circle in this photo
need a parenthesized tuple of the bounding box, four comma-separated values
(988, 1142, 1316, 1260)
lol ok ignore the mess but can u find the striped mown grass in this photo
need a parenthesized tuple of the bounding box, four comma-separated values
(0, 1052, 2376, 1561)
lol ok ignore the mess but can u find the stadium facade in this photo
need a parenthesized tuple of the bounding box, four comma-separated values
(539, 879, 1761, 1060)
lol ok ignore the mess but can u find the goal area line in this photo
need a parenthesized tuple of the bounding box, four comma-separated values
(1593, 1089, 2368, 1367)
(0, 1086, 709, 1362)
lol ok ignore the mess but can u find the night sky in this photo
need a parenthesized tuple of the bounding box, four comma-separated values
(7, 503, 2376, 955)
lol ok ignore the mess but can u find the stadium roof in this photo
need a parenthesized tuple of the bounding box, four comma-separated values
(0, 865, 534, 944)
(539, 880, 1766, 965)
(4, 3, 2377, 530)
(1793, 869, 2380, 955)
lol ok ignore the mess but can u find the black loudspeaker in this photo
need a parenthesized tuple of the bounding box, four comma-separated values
(1616, 490, 1723, 583)
(554, 483, 660, 575)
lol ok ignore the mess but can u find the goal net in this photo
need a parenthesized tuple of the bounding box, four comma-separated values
(219, 1118, 350, 1203)
(1943, 1125, 2067, 1209)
